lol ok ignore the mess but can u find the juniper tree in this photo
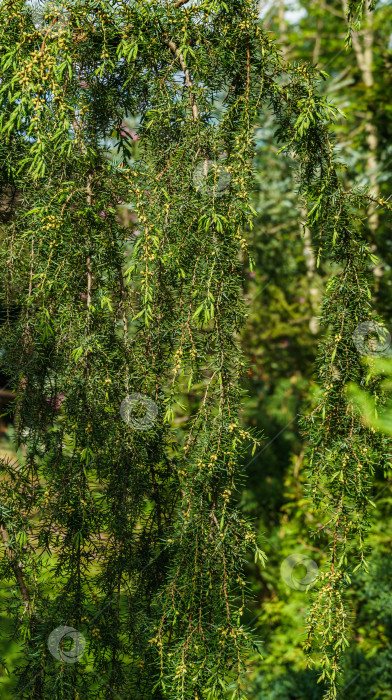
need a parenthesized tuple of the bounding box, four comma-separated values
(0, 1, 390, 699)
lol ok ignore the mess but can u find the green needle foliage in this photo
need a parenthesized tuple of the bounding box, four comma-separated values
(0, 1, 390, 699)
(342, 1, 378, 49)
(346, 0, 376, 34)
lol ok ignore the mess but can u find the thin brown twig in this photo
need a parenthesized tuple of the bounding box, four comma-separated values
(0, 524, 31, 613)
(172, 0, 191, 8)
(166, 39, 199, 121)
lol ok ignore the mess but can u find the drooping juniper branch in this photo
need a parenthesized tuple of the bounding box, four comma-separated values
(0, 524, 31, 613)
(86, 175, 93, 311)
